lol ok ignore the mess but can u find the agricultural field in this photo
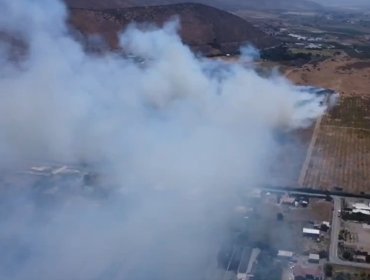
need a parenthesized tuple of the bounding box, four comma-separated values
(322, 96, 370, 129)
(302, 96, 370, 193)
(332, 266, 370, 280)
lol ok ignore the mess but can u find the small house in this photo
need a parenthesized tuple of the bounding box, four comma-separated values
(308, 254, 320, 263)
(278, 250, 293, 259)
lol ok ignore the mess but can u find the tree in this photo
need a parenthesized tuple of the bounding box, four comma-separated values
(277, 213, 284, 221)
(319, 250, 328, 259)
(324, 264, 333, 277)
(343, 251, 352, 260)
(321, 224, 330, 232)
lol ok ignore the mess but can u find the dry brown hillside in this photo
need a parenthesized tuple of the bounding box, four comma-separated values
(65, 0, 322, 11)
(69, 3, 279, 56)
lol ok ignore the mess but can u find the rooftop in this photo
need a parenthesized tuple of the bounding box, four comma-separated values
(238, 247, 252, 274)
(309, 253, 320, 260)
(278, 250, 293, 257)
(353, 203, 370, 211)
(303, 228, 320, 235)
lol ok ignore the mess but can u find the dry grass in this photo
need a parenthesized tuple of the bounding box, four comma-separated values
(287, 56, 370, 97)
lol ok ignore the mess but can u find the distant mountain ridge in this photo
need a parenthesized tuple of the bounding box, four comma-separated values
(69, 3, 279, 56)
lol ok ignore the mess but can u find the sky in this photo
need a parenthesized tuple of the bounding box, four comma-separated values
(312, 0, 370, 8)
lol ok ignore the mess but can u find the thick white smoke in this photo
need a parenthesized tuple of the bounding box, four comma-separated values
(0, 1, 325, 280)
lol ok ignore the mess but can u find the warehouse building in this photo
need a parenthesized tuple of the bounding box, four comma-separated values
(303, 228, 320, 238)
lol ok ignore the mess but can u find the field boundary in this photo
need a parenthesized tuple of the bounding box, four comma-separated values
(298, 114, 323, 187)
(321, 125, 370, 132)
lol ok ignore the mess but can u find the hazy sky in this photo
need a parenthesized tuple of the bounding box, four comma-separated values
(312, 0, 370, 8)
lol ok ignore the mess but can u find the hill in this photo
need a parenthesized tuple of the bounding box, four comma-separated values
(65, 0, 323, 12)
(69, 3, 279, 56)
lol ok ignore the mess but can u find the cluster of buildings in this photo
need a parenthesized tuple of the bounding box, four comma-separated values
(236, 248, 260, 280)
(26, 165, 82, 177)
(277, 250, 320, 264)
(222, 247, 260, 280)
(288, 33, 323, 43)
(280, 194, 309, 207)
(276, 249, 322, 280)
(275, 221, 331, 280)
(349, 202, 370, 216)
(341, 200, 370, 223)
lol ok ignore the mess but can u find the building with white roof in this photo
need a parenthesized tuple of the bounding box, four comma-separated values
(353, 203, 370, 211)
(277, 250, 293, 258)
(303, 228, 320, 237)
(309, 253, 320, 263)
(353, 209, 370, 215)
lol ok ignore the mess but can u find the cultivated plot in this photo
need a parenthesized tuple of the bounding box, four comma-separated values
(302, 96, 370, 193)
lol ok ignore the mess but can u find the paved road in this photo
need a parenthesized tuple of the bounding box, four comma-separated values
(261, 185, 370, 200)
(329, 196, 341, 264)
(329, 196, 370, 269)
(261, 187, 327, 198)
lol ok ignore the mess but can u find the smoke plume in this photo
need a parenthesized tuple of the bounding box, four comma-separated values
(0, 0, 325, 279)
